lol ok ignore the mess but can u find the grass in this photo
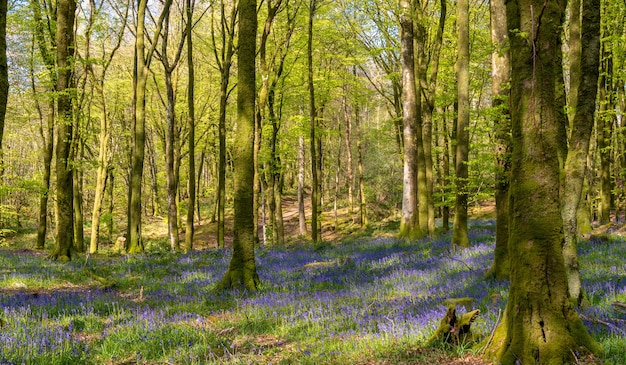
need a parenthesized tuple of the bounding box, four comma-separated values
(0, 222, 624, 364)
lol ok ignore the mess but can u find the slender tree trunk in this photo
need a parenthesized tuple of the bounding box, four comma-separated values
(483, 0, 601, 361)
(561, 0, 601, 305)
(0, 0, 7, 174)
(184, 0, 195, 253)
(598, 23, 613, 224)
(214, 1, 236, 248)
(106, 168, 114, 241)
(308, 0, 321, 242)
(36, 99, 54, 250)
(442, 107, 450, 231)
(73, 143, 84, 252)
(488, 0, 511, 278)
(567, 0, 581, 130)
(220, 0, 259, 291)
(128, 0, 149, 254)
(343, 94, 354, 214)
(412, 17, 428, 236)
(452, 0, 470, 248)
(298, 134, 307, 235)
(355, 103, 367, 226)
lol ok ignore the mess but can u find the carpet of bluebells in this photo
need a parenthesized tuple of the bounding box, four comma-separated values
(1, 222, 625, 364)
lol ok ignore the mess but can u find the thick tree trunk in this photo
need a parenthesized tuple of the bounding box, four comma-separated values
(488, 0, 511, 279)
(452, 0, 470, 248)
(398, 0, 422, 239)
(51, 0, 76, 261)
(219, 0, 259, 291)
(483, 0, 601, 362)
(561, 0, 601, 304)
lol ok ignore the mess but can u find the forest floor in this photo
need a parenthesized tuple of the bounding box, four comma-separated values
(0, 200, 623, 364)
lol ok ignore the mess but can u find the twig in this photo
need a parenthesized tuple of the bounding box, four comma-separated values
(579, 313, 626, 336)
(479, 308, 501, 355)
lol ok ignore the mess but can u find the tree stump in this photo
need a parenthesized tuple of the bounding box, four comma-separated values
(113, 236, 126, 254)
(427, 303, 481, 346)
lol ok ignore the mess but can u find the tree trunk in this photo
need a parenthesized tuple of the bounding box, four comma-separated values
(214, 1, 236, 248)
(36, 99, 54, 250)
(561, 0, 601, 305)
(219, 0, 259, 291)
(184, 0, 195, 253)
(452, 0, 470, 248)
(488, 0, 511, 279)
(308, 0, 321, 243)
(298, 134, 307, 235)
(483, 0, 601, 361)
(598, 23, 614, 224)
(355, 103, 367, 226)
(51, 0, 76, 261)
(128, 0, 148, 254)
(398, 0, 422, 240)
(0, 0, 7, 174)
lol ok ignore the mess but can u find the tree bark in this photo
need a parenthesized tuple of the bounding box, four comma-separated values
(51, 0, 76, 260)
(219, 0, 259, 291)
(308, 0, 321, 243)
(184, 0, 196, 253)
(452, 0, 470, 248)
(483, 0, 602, 361)
(0, 0, 7, 174)
(298, 134, 307, 235)
(488, 0, 511, 279)
(398, 0, 422, 239)
(561, 0, 601, 305)
(213, 0, 236, 248)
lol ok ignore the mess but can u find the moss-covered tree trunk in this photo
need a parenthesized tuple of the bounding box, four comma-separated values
(561, 0, 601, 305)
(51, 0, 76, 261)
(483, 0, 602, 362)
(219, 0, 259, 291)
(488, 0, 511, 279)
(398, 0, 422, 240)
(452, 0, 470, 248)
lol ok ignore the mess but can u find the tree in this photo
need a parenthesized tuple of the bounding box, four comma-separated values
(86, 0, 128, 254)
(308, 0, 321, 242)
(31, 0, 56, 250)
(0, 0, 7, 174)
(451, 0, 470, 248)
(50, 0, 77, 260)
(561, 0, 601, 304)
(127, 0, 174, 253)
(488, 0, 511, 279)
(212, 0, 237, 248)
(483, 0, 601, 361)
(219, 0, 259, 290)
(398, 0, 422, 239)
(184, 0, 196, 253)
